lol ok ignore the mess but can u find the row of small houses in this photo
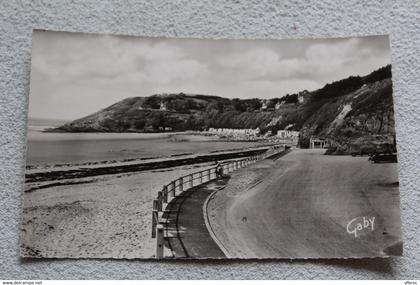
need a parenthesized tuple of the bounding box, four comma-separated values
(207, 128, 260, 141)
(207, 128, 301, 145)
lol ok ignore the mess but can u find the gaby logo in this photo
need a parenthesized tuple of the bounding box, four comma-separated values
(346, 216, 375, 238)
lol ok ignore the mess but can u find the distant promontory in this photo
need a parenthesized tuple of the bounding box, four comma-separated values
(54, 65, 395, 153)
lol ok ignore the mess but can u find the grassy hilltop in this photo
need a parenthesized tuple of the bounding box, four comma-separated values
(55, 65, 395, 154)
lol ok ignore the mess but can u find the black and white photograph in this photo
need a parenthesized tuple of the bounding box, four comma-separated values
(22, 30, 402, 259)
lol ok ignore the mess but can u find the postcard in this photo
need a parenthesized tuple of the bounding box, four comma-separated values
(22, 30, 402, 259)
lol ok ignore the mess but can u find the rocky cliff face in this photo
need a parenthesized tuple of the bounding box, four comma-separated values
(299, 78, 395, 153)
(55, 65, 396, 154)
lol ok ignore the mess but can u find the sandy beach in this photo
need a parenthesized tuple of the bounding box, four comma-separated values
(21, 161, 219, 258)
(21, 129, 270, 258)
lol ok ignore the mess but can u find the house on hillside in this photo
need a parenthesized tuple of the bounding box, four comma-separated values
(261, 99, 268, 110)
(159, 101, 167, 111)
(275, 101, 284, 110)
(298, 90, 309, 104)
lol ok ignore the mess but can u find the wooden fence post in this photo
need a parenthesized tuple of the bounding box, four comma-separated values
(151, 204, 158, 238)
(157, 191, 163, 211)
(169, 182, 174, 198)
(188, 174, 194, 188)
(162, 186, 168, 203)
(207, 169, 211, 181)
(199, 172, 203, 184)
(156, 224, 164, 259)
(179, 177, 183, 192)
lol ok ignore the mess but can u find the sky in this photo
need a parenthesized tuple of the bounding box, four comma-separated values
(29, 31, 391, 120)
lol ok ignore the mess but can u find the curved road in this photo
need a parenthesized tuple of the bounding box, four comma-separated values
(162, 178, 228, 258)
(207, 149, 402, 258)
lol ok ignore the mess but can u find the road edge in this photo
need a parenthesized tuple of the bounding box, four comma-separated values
(202, 184, 231, 258)
(202, 149, 293, 259)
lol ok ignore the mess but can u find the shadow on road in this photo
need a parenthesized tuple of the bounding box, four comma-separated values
(162, 177, 230, 259)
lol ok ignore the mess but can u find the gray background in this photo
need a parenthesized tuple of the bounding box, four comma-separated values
(0, 0, 419, 279)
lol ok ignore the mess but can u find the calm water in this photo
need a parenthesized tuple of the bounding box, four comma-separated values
(26, 127, 264, 167)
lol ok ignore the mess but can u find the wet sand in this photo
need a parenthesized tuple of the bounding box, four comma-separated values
(25, 147, 268, 184)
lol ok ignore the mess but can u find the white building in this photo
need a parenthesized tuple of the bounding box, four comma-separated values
(298, 90, 309, 104)
(208, 128, 260, 140)
(276, 130, 299, 145)
(309, 136, 329, 149)
(261, 99, 268, 110)
(160, 101, 167, 111)
(298, 94, 304, 104)
(275, 101, 283, 110)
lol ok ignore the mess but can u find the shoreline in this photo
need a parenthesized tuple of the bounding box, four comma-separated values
(26, 128, 277, 170)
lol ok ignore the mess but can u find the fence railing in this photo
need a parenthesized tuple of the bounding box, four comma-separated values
(151, 144, 286, 258)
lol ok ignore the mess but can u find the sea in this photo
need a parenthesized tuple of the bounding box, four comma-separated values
(26, 118, 264, 167)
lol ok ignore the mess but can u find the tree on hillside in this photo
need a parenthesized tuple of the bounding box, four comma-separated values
(246, 98, 262, 111)
(142, 96, 161, 109)
(312, 76, 363, 100)
(185, 114, 196, 130)
(232, 98, 246, 112)
(149, 113, 165, 130)
(206, 101, 225, 113)
(283, 94, 298, 104)
(134, 119, 146, 130)
(363, 65, 392, 84)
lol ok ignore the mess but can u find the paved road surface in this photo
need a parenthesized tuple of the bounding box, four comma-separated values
(162, 179, 227, 258)
(207, 149, 402, 258)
